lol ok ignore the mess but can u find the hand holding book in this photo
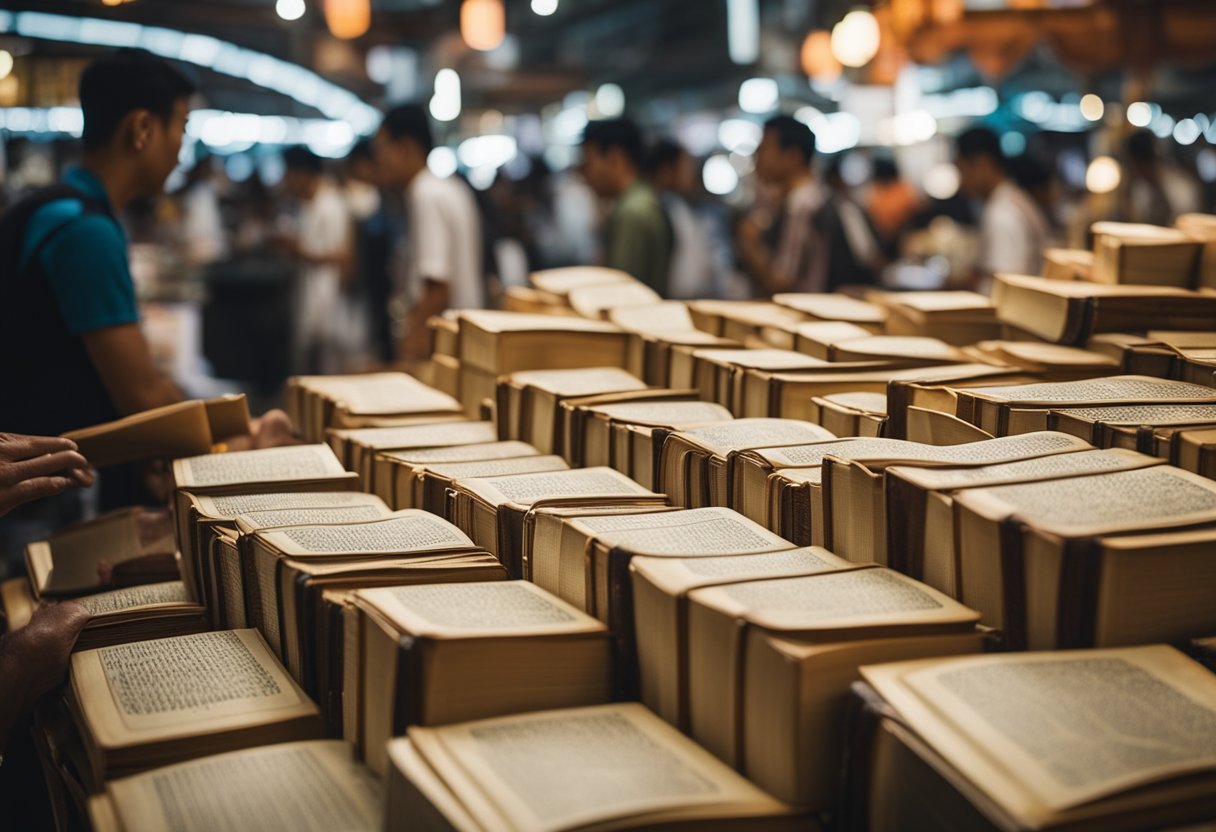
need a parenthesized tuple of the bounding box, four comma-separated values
(0, 432, 93, 517)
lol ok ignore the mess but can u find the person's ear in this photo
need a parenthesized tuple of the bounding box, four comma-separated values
(128, 109, 154, 153)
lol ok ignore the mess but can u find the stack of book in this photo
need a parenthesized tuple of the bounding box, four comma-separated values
(686, 567, 983, 807)
(496, 366, 647, 453)
(287, 373, 463, 443)
(456, 310, 631, 415)
(1090, 221, 1203, 286)
(349, 581, 611, 775)
(609, 301, 742, 386)
(868, 290, 1002, 345)
(331, 420, 500, 495)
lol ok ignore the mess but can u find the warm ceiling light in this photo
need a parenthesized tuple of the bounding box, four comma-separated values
(1079, 93, 1104, 122)
(830, 9, 881, 68)
(324, 0, 370, 39)
(800, 30, 841, 80)
(0, 51, 12, 81)
(461, 0, 506, 52)
(276, 0, 305, 20)
(1086, 156, 1121, 194)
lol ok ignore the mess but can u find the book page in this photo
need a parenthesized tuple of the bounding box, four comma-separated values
(1055, 403, 1216, 425)
(420, 704, 777, 832)
(710, 568, 975, 631)
(175, 445, 345, 488)
(236, 504, 390, 531)
(336, 376, 459, 415)
(588, 401, 734, 425)
(264, 514, 472, 555)
(511, 367, 645, 396)
(109, 741, 381, 832)
(899, 647, 1216, 812)
(361, 581, 598, 637)
(194, 491, 381, 520)
(79, 581, 191, 616)
(77, 630, 311, 736)
(961, 376, 1216, 404)
(350, 421, 498, 450)
(762, 439, 924, 467)
(896, 449, 1156, 490)
(766, 433, 1084, 468)
(593, 513, 789, 556)
(470, 468, 652, 505)
(967, 466, 1216, 534)
(682, 420, 836, 456)
(774, 293, 886, 322)
(382, 441, 538, 465)
(820, 392, 888, 412)
(680, 547, 842, 578)
(424, 456, 568, 480)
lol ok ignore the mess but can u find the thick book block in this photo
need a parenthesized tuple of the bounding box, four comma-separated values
(686, 568, 982, 807)
(353, 581, 611, 776)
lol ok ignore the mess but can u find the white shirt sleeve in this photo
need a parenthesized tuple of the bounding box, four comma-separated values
(300, 187, 350, 259)
(980, 194, 1040, 277)
(409, 180, 453, 285)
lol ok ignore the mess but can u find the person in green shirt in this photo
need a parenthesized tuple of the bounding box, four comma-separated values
(581, 118, 672, 295)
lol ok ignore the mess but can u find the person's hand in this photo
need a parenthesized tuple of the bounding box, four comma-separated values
(0, 602, 89, 710)
(0, 433, 93, 517)
(225, 409, 301, 452)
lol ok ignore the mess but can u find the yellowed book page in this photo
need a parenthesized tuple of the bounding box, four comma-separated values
(414, 703, 783, 832)
(235, 504, 392, 532)
(172, 445, 346, 488)
(698, 567, 978, 632)
(380, 441, 538, 465)
(773, 293, 886, 323)
(78, 581, 192, 617)
(256, 512, 474, 557)
(335, 377, 461, 417)
(761, 432, 1087, 470)
(191, 491, 383, 520)
(954, 465, 1216, 538)
(960, 376, 1216, 405)
(108, 740, 381, 832)
(33, 510, 145, 595)
(423, 456, 569, 481)
(891, 448, 1160, 492)
(510, 367, 645, 396)
(71, 630, 316, 747)
(587, 400, 734, 426)
(679, 419, 836, 456)
(459, 467, 655, 507)
(460, 309, 622, 333)
(585, 507, 791, 556)
(349, 422, 498, 451)
(357, 581, 602, 639)
(1053, 403, 1216, 426)
(871, 646, 1216, 817)
(634, 547, 852, 596)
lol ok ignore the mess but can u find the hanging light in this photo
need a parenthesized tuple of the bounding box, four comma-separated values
(1085, 156, 1121, 194)
(0, 51, 12, 82)
(324, 0, 370, 39)
(276, 0, 305, 21)
(830, 9, 881, 68)
(800, 31, 841, 81)
(461, 0, 506, 52)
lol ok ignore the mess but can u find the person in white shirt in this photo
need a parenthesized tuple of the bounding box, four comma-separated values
(374, 104, 483, 360)
(955, 126, 1049, 287)
(279, 146, 352, 373)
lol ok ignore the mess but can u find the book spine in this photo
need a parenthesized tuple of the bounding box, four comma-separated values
(1056, 537, 1103, 649)
(606, 546, 637, 701)
(835, 681, 902, 832)
(998, 516, 1029, 651)
(392, 635, 425, 733)
(885, 474, 928, 579)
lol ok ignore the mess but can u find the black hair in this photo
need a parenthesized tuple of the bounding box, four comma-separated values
(346, 138, 375, 164)
(282, 145, 324, 174)
(80, 48, 196, 150)
(582, 118, 645, 168)
(380, 104, 434, 153)
(872, 157, 899, 182)
(763, 115, 815, 164)
(1126, 130, 1157, 164)
(1007, 154, 1052, 192)
(646, 138, 686, 176)
(955, 126, 1004, 165)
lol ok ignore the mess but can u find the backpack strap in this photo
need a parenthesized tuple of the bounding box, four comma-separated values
(0, 184, 113, 278)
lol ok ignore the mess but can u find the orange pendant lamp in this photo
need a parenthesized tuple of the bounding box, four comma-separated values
(325, 0, 371, 40)
(461, 0, 506, 51)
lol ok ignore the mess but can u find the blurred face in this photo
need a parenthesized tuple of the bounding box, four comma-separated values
(281, 168, 313, 200)
(954, 154, 981, 198)
(754, 128, 791, 185)
(374, 128, 424, 188)
(581, 142, 614, 197)
(135, 97, 190, 197)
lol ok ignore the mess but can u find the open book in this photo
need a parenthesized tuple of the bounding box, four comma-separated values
(385, 703, 806, 831)
(457, 310, 630, 376)
(68, 629, 321, 786)
(558, 388, 703, 467)
(810, 392, 888, 438)
(88, 740, 380, 832)
(497, 367, 647, 454)
(448, 467, 664, 578)
(65, 395, 250, 469)
(961, 340, 1120, 382)
(858, 646, 1216, 831)
(686, 568, 982, 808)
(659, 419, 836, 509)
(885, 448, 1163, 597)
(353, 581, 610, 776)
(609, 301, 742, 388)
(288, 372, 463, 443)
(242, 511, 498, 688)
(952, 465, 1216, 649)
(772, 293, 887, 330)
(331, 421, 499, 494)
(367, 440, 540, 511)
(26, 508, 177, 598)
(630, 546, 852, 730)
(868, 290, 1001, 345)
